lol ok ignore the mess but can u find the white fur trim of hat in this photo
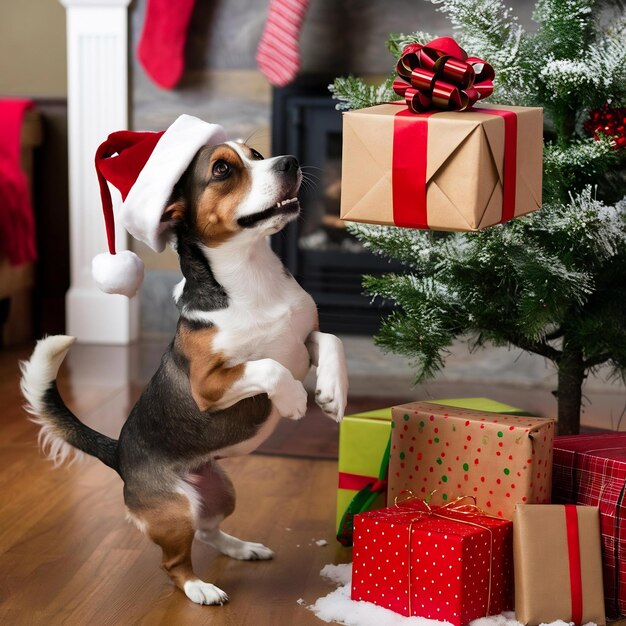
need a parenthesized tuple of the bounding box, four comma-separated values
(91, 115, 226, 299)
(121, 115, 227, 253)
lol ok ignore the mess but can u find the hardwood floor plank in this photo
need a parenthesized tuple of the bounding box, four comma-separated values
(0, 345, 350, 625)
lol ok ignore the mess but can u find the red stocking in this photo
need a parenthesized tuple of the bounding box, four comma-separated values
(257, 0, 311, 87)
(137, 0, 196, 90)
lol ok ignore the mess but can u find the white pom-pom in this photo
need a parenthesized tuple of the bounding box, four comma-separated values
(92, 250, 144, 298)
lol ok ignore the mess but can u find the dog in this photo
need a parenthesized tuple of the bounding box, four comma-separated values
(20, 140, 349, 605)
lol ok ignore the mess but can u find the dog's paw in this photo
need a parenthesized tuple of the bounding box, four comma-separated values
(271, 376, 308, 421)
(183, 580, 229, 606)
(315, 368, 348, 423)
(224, 540, 274, 561)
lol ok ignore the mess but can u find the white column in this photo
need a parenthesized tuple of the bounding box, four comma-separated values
(60, 0, 139, 344)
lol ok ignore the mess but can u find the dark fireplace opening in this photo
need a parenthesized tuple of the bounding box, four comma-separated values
(271, 77, 402, 335)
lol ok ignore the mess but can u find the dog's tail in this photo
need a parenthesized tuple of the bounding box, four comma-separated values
(20, 335, 119, 472)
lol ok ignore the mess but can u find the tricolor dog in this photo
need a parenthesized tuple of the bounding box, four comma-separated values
(20, 115, 348, 606)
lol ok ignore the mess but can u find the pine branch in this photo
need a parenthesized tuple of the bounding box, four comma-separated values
(512, 337, 563, 361)
(584, 353, 611, 367)
(544, 328, 564, 340)
(329, 75, 397, 112)
(387, 32, 436, 58)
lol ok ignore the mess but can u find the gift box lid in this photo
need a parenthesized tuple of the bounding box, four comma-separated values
(360, 500, 511, 535)
(555, 433, 626, 461)
(349, 398, 527, 422)
(394, 401, 552, 433)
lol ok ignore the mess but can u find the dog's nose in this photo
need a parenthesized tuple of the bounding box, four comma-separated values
(274, 156, 299, 172)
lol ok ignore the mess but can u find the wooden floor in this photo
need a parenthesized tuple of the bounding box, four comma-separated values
(0, 344, 352, 625)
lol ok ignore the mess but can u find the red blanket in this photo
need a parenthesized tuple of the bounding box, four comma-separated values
(0, 98, 37, 266)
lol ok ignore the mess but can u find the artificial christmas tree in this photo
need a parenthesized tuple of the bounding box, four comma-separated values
(332, 0, 626, 435)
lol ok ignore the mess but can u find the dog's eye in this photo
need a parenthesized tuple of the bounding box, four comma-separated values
(212, 160, 231, 179)
(250, 149, 264, 160)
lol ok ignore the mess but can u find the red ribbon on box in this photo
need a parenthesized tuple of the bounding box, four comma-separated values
(565, 504, 584, 626)
(388, 37, 517, 230)
(338, 471, 387, 493)
(391, 107, 518, 229)
(393, 37, 495, 114)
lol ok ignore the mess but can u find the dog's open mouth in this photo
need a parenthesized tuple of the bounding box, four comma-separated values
(237, 197, 300, 228)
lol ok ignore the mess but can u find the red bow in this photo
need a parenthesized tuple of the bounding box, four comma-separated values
(393, 37, 495, 113)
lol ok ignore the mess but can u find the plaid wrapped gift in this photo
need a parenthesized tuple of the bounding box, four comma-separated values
(552, 433, 626, 618)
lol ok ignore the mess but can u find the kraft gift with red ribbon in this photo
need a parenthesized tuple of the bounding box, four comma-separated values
(340, 37, 542, 232)
(351, 496, 513, 625)
(513, 504, 606, 626)
(340, 102, 542, 231)
(552, 433, 626, 618)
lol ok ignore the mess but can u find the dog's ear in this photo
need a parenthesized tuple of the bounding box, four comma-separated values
(161, 200, 186, 224)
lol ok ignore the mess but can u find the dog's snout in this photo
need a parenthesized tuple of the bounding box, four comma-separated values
(274, 156, 299, 173)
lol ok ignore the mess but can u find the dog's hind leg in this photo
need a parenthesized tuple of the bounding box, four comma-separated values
(189, 461, 274, 561)
(127, 490, 229, 605)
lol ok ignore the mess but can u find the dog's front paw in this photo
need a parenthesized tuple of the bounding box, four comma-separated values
(183, 580, 229, 605)
(271, 376, 308, 421)
(315, 368, 348, 423)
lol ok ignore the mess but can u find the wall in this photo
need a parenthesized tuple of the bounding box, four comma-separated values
(0, 0, 66, 98)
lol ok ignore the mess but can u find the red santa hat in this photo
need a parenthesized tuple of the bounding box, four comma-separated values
(92, 114, 226, 297)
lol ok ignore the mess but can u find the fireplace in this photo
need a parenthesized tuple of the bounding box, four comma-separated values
(271, 78, 402, 334)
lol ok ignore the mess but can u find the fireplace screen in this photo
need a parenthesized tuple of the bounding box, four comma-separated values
(271, 80, 401, 334)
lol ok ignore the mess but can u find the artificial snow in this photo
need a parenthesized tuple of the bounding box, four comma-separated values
(316, 539, 329, 547)
(306, 563, 598, 626)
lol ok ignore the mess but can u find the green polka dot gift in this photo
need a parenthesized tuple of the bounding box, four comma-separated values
(388, 402, 555, 519)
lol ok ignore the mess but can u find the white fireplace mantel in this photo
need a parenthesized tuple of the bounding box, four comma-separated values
(60, 0, 138, 344)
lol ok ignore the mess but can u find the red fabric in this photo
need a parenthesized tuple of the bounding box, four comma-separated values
(553, 433, 626, 618)
(565, 505, 584, 625)
(351, 502, 513, 624)
(137, 0, 196, 89)
(95, 129, 164, 254)
(0, 99, 37, 266)
(256, 0, 310, 87)
(389, 107, 518, 229)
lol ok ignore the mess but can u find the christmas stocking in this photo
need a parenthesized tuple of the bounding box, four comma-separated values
(256, 0, 310, 87)
(137, 0, 196, 90)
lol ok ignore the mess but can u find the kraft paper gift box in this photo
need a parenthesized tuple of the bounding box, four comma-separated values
(336, 398, 529, 545)
(513, 504, 606, 625)
(351, 500, 513, 624)
(388, 402, 555, 519)
(340, 103, 543, 231)
(552, 433, 626, 618)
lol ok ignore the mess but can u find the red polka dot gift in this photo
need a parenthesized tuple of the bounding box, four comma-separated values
(387, 402, 555, 520)
(351, 496, 513, 624)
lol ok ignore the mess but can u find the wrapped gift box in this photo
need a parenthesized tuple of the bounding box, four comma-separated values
(388, 402, 554, 518)
(336, 398, 528, 544)
(514, 504, 606, 625)
(340, 103, 543, 231)
(352, 500, 513, 624)
(552, 433, 626, 618)
(336, 407, 392, 544)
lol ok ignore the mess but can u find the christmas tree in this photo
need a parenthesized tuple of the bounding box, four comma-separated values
(331, 0, 626, 434)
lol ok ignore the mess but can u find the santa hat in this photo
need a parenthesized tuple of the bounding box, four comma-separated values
(92, 114, 226, 297)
